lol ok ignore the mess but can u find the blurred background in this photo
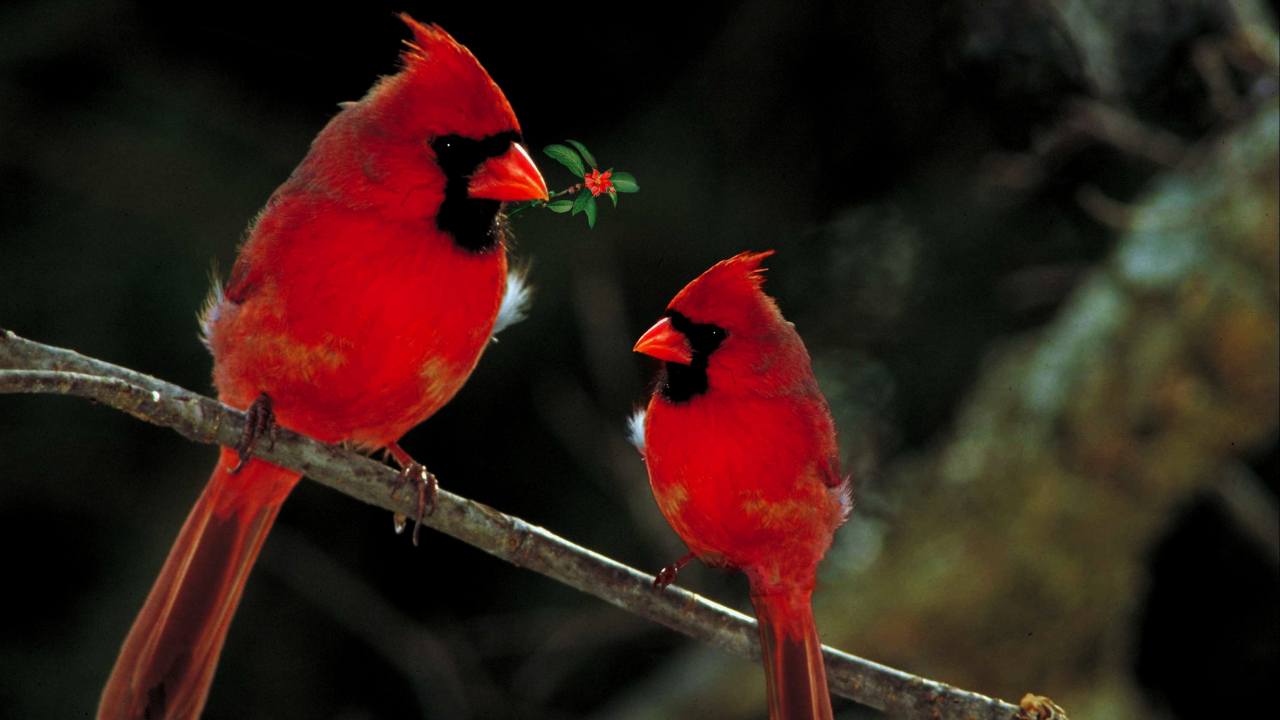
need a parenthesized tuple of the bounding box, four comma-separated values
(1, 1, 1277, 718)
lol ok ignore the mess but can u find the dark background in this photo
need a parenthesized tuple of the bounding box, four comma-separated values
(1, 1, 1277, 718)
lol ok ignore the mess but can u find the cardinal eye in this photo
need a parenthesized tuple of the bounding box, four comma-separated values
(709, 327, 726, 340)
(430, 134, 468, 165)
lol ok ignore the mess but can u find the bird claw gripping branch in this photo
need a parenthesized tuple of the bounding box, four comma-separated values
(653, 552, 696, 589)
(229, 392, 276, 474)
(386, 442, 438, 546)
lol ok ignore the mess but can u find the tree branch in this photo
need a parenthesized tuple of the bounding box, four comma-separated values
(0, 329, 1023, 720)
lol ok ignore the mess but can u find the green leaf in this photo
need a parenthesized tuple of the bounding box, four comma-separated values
(571, 189, 592, 215)
(565, 139, 597, 168)
(611, 171, 639, 193)
(608, 189, 618, 208)
(544, 144, 585, 178)
(584, 195, 598, 228)
(546, 199, 574, 213)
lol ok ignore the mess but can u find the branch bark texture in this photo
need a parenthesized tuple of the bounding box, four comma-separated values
(0, 329, 1022, 720)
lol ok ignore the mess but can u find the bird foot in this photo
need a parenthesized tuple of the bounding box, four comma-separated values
(229, 392, 276, 474)
(653, 552, 696, 589)
(387, 442, 438, 546)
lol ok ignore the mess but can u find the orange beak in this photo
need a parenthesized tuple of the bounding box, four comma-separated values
(468, 142, 549, 202)
(633, 317, 693, 365)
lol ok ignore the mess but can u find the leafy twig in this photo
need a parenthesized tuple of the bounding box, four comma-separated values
(507, 140, 638, 228)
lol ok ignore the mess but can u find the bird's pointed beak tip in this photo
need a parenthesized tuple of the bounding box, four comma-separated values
(468, 142, 549, 202)
(633, 317, 693, 365)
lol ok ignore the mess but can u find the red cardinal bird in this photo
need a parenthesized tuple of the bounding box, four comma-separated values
(633, 251, 850, 720)
(98, 17, 547, 719)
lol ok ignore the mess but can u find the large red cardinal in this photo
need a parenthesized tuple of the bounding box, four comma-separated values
(98, 17, 547, 719)
(633, 251, 851, 720)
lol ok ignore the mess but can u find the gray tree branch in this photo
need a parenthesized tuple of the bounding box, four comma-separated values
(0, 328, 1026, 720)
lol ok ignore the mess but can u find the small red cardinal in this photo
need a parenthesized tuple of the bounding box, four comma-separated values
(98, 16, 547, 720)
(633, 251, 850, 720)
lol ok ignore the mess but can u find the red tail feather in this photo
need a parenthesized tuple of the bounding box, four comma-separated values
(751, 589, 834, 720)
(98, 450, 299, 720)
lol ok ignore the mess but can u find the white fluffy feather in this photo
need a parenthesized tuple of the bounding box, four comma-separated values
(626, 407, 647, 454)
(197, 268, 224, 351)
(492, 267, 533, 339)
